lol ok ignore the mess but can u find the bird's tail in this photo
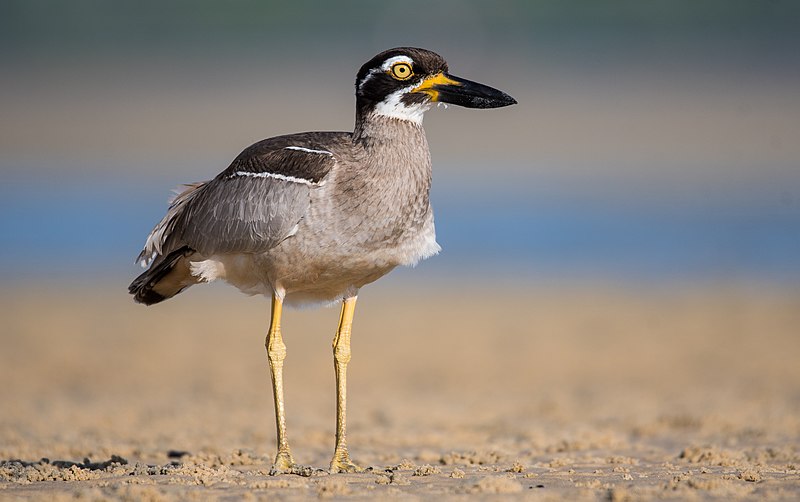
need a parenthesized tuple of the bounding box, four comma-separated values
(128, 246, 198, 305)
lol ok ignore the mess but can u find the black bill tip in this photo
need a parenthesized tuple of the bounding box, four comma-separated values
(435, 73, 517, 109)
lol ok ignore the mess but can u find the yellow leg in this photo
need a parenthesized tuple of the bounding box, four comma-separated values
(330, 296, 362, 473)
(265, 294, 295, 475)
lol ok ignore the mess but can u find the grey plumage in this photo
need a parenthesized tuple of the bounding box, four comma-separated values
(129, 47, 516, 474)
(129, 47, 515, 308)
(130, 123, 436, 306)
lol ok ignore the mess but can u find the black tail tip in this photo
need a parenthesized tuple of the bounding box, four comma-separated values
(128, 280, 167, 306)
(131, 288, 167, 306)
(127, 245, 194, 306)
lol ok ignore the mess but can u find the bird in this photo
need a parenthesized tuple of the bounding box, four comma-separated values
(129, 47, 516, 474)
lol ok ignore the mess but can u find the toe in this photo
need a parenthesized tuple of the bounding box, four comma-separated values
(269, 450, 296, 475)
(330, 450, 363, 473)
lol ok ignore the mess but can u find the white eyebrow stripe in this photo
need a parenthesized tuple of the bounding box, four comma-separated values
(231, 170, 323, 186)
(380, 55, 414, 71)
(357, 55, 415, 93)
(283, 146, 334, 156)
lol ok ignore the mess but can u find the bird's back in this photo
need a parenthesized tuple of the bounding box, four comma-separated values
(131, 123, 439, 306)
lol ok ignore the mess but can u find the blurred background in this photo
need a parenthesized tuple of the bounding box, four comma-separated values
(1, 3, 800, 487)
(1, 0, 798, 287)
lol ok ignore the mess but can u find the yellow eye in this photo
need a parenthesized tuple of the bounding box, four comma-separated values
(390, 62, 413, 80)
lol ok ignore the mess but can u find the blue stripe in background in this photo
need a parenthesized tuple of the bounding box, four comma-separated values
(2, 160, 798, 285)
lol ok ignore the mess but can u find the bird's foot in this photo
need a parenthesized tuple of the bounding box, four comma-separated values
(269, 450, 318, 476)
(330, 448, 363, 473)
(269, 450, 310, 476)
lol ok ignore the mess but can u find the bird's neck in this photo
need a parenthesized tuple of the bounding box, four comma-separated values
(351, 114, 431, 177)
(353, 111, 425, 143)
(337, 112, 433, 250)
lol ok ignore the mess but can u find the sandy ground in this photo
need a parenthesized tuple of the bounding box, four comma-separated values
(1, 280, 799, 500)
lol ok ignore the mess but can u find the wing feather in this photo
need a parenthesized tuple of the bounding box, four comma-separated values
(180, 175, 309, 255)
(137, 139, 339, 265)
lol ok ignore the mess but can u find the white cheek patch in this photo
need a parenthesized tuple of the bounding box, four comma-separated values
(371, 83, 432, 124)
(358, 54, 433, 122)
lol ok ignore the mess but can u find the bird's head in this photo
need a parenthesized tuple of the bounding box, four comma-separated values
(355, 47, 516, 125)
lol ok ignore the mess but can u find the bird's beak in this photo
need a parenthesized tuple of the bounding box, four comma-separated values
(413, 72, 517, 109)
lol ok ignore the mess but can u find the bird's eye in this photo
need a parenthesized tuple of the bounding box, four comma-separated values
(390, 62, 413, 80)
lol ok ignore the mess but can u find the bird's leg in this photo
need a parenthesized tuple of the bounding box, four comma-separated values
(330, 296, 362, 473)
(265, 294, 296, 475)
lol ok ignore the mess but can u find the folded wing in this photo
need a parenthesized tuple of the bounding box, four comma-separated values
(138, 140, 338, 267)
(130, 138, 339, 304)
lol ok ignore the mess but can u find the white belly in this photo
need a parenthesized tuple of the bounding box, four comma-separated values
(187, 217, 440, 307)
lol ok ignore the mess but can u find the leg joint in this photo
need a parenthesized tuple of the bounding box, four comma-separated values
(333, 343, 351, 364)
(267, 334, 287, 363)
